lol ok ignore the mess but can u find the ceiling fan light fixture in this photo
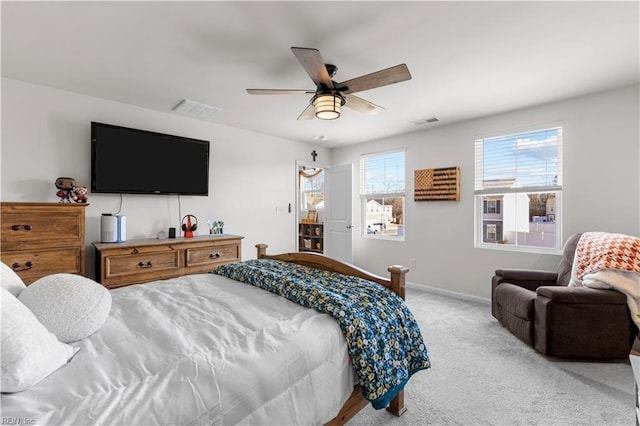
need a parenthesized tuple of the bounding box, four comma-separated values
(313, 94, 342, 120)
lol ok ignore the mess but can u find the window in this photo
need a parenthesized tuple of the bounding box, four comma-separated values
(299, 167, 324, 211)
(487, 224, 497, 241)
(484, 199, 501, 214)
(360, 150, 405, 239)
(474, 125, 562, 252)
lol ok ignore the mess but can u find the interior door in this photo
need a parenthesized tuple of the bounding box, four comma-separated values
(325, 163, 353, 263)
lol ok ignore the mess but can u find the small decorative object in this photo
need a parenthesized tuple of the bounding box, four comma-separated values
(71, 186, 89, 203)
(306, 210, 317, 223)
(206, 219, 224, 235)
(315, 227, 321, 236)
(316, 242, 321, 250)
(55, 177, 89, 204)
(55, 177, 76, 203)
(414, 166, 460, 201)
(311, 150, 318, 162)
(303, 238, 312, 249)
(181, 214, 197, 238)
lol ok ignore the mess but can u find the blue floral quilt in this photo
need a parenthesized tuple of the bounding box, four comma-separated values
(213, 259, 430, 409)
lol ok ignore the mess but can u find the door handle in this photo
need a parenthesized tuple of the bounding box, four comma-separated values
(346, 225, 353, 229)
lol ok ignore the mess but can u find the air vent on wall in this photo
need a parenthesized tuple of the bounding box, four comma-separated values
(414, 117, 439, 126)
(172, 99, 223, 119)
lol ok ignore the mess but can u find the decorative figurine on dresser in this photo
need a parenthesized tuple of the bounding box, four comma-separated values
(55, 177, 89, 203)
(72, 186, 89, 203)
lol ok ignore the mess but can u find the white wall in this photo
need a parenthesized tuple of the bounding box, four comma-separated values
(331, 84, 640, 299)
(2, 79, 637, 299)
(1, 78, 331, 278)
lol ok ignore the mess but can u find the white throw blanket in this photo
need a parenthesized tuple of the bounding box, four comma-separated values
(569, 232, 640, 328)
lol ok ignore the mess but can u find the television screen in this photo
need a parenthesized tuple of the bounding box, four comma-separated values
(91, 122, 210, 196)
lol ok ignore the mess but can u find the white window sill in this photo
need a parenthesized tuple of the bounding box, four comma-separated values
(475, 241, 562, 255)
(362, 235, 405, 242)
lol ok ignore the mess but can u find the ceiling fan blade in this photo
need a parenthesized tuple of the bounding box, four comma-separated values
(291, 47, 334, 89)
(296, 103, 316, 120)
(246, 89, 315, 95)
(338, 64, 411, 94)
(344, 94, 384, 115)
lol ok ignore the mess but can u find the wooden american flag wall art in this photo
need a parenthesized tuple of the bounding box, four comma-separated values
(414, 166, 460, 201)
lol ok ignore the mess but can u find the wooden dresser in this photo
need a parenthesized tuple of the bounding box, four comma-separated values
(0, 202, 88, 284)
(94, 235, 243, 289)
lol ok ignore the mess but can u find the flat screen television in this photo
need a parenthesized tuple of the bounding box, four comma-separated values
(91, 122, 210, 196)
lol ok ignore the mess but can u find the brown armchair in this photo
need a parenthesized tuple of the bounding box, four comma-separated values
(491, 233, 638, 359)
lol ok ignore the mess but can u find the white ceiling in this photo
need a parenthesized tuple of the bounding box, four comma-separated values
(2, 1, 638, 148)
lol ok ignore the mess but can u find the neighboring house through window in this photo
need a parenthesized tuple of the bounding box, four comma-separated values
(474, 125, 563, 252)
(360, 150, 405, 239)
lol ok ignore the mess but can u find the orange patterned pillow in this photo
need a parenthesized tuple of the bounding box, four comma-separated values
(574, 232, 640, 280)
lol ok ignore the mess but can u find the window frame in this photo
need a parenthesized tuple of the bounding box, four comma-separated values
(359, 149, 406, 241)
(474, 124, 563, 254)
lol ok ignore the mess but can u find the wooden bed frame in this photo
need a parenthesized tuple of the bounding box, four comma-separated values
(255, 244, 409, 425)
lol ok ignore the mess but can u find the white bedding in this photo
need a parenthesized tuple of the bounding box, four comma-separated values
(0, 273, 356, 425)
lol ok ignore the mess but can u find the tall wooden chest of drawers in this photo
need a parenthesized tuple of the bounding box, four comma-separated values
(1, 202, 88, 284)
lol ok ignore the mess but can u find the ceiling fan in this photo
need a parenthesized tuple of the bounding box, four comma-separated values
(246, 47, 412, 120)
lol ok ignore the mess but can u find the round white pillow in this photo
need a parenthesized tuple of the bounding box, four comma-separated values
(18, 274, 112, 343)
(1, 261, 27, 297)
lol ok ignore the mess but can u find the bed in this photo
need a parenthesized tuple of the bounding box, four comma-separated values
(1, 244, 430, 425)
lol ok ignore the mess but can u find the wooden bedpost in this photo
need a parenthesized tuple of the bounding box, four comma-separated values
(386, 264, 409, 417)
(256, 243, 268, 259)
(387, 390, 407, 417)
(387, 265, 409, 300)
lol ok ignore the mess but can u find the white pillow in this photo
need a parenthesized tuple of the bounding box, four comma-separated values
(19, 273, 112, 343)
(1, 287, 78, 393)
(1, 261, 26, 297)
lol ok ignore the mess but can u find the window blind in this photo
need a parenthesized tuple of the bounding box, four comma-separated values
(474, 127, 562, 194)
(360, 150, 405, 196)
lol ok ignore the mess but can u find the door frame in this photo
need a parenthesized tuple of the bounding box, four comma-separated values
(295, 160, 329, 251)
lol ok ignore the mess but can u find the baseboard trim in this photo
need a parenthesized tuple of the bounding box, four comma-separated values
(405, 281, 490, 305)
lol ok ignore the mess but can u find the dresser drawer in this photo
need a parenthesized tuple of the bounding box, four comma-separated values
(103, 251, 181, 285)
(186, 243, 240, 268)
(1, 211, 83, 248)
(0, 247, 83, 284)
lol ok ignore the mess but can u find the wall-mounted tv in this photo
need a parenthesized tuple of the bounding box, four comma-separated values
(91, 122, 210, 196)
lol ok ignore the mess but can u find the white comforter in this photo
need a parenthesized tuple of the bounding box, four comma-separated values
(1, 273, 356, 425)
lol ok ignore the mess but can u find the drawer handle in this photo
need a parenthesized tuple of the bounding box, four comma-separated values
(209, 252, 221, 259)
(11, 224, 32, 231)
(12, 261, 33, 271)
(137, 261, 153, 268)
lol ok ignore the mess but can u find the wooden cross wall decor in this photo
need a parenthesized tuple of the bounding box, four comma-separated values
(414, 166, 460, 201)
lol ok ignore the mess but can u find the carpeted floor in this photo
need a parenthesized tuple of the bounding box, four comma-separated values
(349, 286, 635, 425)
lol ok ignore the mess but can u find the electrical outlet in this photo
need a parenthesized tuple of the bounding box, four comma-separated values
(275, 206, 285, 215)
(409, 258, 416, 268)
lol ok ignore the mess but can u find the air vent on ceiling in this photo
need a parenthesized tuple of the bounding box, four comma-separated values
(414, 117, 439, 126)
(172, 99, 223, 119)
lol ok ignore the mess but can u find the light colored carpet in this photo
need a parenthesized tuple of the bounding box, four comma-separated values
(349, 287, 635, 425)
